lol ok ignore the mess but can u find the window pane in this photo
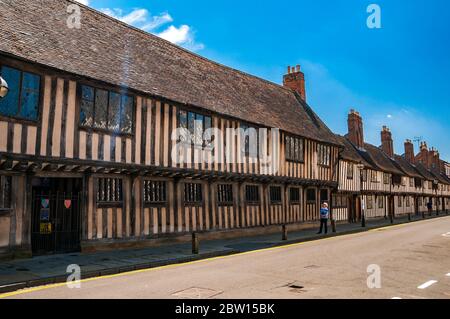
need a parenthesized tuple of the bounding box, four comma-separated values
(188, 112, 195, 138)
(108, 92, 121, 132)
(204, 116, 212, 143)
(0, 66, 21, 117)
(19, 72, 40, 120)
(195, 114, 203, 145)
(94, 89, 108, 130)
(80, 100, 94, 127)
(120, 95, 133, 134)
(82, 85, 94, 101)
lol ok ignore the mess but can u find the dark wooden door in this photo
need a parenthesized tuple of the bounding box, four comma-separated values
(31, 178, 82, 255)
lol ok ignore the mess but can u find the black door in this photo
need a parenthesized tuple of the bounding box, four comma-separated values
(31, 178, 82, 255)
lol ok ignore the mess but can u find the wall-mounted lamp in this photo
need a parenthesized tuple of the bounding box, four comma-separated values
(0, 76, 9, 99)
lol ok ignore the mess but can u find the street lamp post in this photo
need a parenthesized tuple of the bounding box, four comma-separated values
(0, 76, 9, 99)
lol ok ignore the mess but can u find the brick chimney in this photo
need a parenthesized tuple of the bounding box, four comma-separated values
(347, 109, 364, 149)
(404, 139, 415, 164)
(381, 126, 394, 158)
(283, 65, 306, 101)
(416, 141, 429, 167)
(429, 147, 440, 170)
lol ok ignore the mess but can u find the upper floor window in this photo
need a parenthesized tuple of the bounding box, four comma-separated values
(240, 124, 258, 157)
(285, 135, 304, 162)
(178, 110, 212, 146)
(371, 171, 378, 182)
(97, 178, 123, 207)
(0, 176, 12, 210)
(245, 185, 260, 204)
(289, 187, 300, 204)
(406, 196, 410, 207)
(383, 173, 390, 185)
(80, 85, 133, 134)
(0, 66, 40, 121)
(184, 183, 203, 205)
(217, 184, 233, 206)
(347, 163, 354, 179)
(398, 196, 402, 207)
(362, 170, 368, 182)
(269, 186, 282, 205)
(317, 144, 331, 166)
(409, 178, 414, 187)
(143, 180, 167, 205)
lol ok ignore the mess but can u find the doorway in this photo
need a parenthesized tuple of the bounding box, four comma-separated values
(31, 178, 82, 255)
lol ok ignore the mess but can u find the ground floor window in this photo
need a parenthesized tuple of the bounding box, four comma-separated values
(269, 186, 282, 205)
(97, 178, 123, 206)
(306, 188, 316, 203)
(378, 196, 384, 209)
(217, 184, 233, 206)
(289, 187, 300, 204)
(245, 185, 260, 204)
(144, 180, 167, 205)
(418, 197, 422, 206)
(398, 196, 403, 207)
(367, 196, 373, 210)
(406, 196, 410, 207)
(184, 183, 203, 205)
(332, 194, 347, 208)
(0, 176, 12, 209)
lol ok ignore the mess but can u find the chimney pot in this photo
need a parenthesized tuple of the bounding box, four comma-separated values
(296, 65, 300, 72)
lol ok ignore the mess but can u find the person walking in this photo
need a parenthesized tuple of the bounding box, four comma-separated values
(317, 202, 329, 234)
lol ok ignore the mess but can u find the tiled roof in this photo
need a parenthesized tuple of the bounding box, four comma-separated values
(415, 163, 436, 181)
(359, 143, 404, 175)
(335, 135, 372, 167)
(392, 155, 423, 179)
(0, 0, 341, 146)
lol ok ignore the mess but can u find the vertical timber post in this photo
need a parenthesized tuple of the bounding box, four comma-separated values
(282, 224, 287, 241)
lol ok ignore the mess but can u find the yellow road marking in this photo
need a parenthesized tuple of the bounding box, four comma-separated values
(0, 216, 444, 299)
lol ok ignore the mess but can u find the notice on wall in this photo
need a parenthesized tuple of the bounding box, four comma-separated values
(40, 222, 52, 234)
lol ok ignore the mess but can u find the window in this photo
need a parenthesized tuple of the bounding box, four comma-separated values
(289, 187, 300, 203)
(269, 186, 282, 204)
(306, 188, 316, 203)
(0, 66, 40, 120)
(317, 144, 330, 166)
(143, 180, 167, 205)
(347, 163, 354, 179)
(240, 124, 258, 157)
(398, 197, 402, 207)
(285, 135, 304, 162)
(401, 177, 406, 186)
(97, 178, 123, 206)
(362, 170, 368, 182)
(217, 184, 233, 206)
(406, 196, 410, 207)
(371, 171, 378, 182)
(178, 110, 212, 146)
(332, 194, 347, 208)
(367, 196, 373, 210)
(245, 185, 260, 204)
(378, 196, 384, 209)
(184, 183, 203, 205)
(383, 173, 390, 184)
(80, 85, 133, 134)
(409, 178, 414, 187)
(0, 176, 12, 209)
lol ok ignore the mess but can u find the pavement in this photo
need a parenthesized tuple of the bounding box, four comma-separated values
(0, 212, 448, 298)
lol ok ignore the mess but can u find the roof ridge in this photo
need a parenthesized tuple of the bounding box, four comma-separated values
(66, 0, 292, 93)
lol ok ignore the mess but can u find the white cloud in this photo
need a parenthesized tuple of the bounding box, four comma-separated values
(99, 7, 204, 51)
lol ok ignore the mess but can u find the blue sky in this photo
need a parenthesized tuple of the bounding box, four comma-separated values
(78, 0, 450, 160)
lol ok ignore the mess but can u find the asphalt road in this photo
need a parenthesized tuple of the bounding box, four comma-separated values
(3, 216, 450, 299)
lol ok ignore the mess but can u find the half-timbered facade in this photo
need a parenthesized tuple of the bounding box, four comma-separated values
(0, 0, 343, 257)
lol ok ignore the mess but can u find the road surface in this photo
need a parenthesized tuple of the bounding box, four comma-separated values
(2, 216, 450, 299)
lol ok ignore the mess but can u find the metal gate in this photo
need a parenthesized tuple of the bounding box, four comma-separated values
(31, 191, 81, 255)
